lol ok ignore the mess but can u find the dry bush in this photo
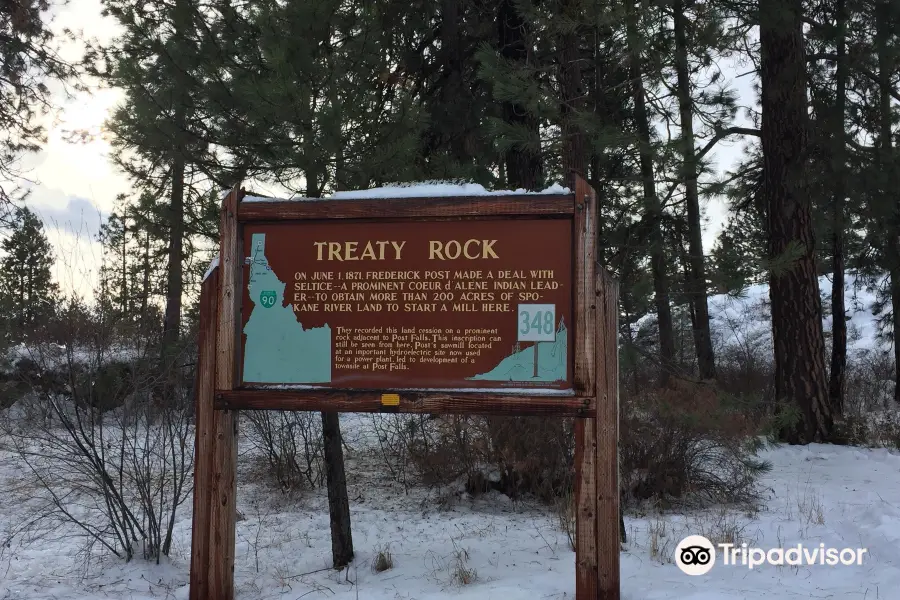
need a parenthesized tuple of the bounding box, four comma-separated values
(843, 351, 895, 415)
(449, 545, 477, 586)
(243, 411, 324, 492)
(407, 415, 481, 487)
(373, 379, 770, 516)
(0, 321, 194, 563)
(371, 544, 394, 573)
(830, 351, 900, 448)
(383, 414, 573, 501)
(832, 411, 900, 449)
(556, 493, 576, 551)
(368, 414, 441, 490)
(480, 416, 574, 500)
(620, 380, 771, 509)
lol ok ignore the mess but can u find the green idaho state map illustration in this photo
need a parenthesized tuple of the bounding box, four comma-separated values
(469, 321, 567, 383)
(243, 233, 332, 383)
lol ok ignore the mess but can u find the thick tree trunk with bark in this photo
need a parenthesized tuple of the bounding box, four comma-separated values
(626, 1, 676, 386)
(559, 0, 584, 178)
(673, 0, 715, 380)
(162, 156, 185, 355)
(162, 0, 192, 359)
(439, 0, 467, 164)
(141, 231, 150, 316)
(322, 411, 353, 567)
(889, 245, 900, 404)
(760, 0, 832, 443)
(828, 0, 848, 416)
(875, 1, 900, 404)
(498, 0, 542, 189)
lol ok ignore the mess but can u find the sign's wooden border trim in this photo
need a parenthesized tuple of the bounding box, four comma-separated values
(237, 194, 574, 221)
(214, 389, 595, 416)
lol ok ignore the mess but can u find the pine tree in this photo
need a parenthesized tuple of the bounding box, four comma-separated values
(805, 0, 858, 415)
(760, 0, 833, 442)
(97, 193, 168, 330)
(871, 0, 900, 403)
(89, 0, 219, 358)
(485, 0, 543, 189)
(625, 0, 677, 386)
(0, 207, 59, 341)
(0, 0, 76, 221)
(202, 0, 431, 194)
(666, 0, 746, 380)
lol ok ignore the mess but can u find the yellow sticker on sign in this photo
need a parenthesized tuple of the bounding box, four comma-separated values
(381, 393, 400, 406)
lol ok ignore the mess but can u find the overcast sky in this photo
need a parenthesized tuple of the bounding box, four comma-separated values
(20, 0, 759, 297)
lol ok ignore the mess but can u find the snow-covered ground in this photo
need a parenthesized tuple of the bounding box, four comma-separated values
(1, 414, 898, 600)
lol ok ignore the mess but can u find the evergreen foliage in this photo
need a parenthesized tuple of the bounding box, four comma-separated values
(0, 206, 58, 341)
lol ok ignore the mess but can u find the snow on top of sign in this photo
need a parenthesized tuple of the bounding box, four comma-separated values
(241, 181, 570, 203)
(202, 254, 219, 282)
(328, 181, 570, 199)
(252, 384, 575, 395)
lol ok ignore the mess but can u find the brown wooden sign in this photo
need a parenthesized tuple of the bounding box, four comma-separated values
(239, 219, 573, 390)
(190, 177, 620, 600)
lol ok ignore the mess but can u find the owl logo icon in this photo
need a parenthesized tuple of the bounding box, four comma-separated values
(675, 535, 716, 575)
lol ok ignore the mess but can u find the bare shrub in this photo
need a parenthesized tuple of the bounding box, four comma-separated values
(556, 492, 576, 551)
(449, 544, 477, 586)
(407, 415, 481, 487)
(648, 517, 672, 561)
(0, 301, 194, 563)
(368, 414, 436, 490)
(243, 411, 324, 492)
(842, 350, 896, 416)
(692, 507, 752, 547)
(832, 351, 900, 448)
(480, 416, 573, 501)
(376, 413, 573, 501)
(370, 544, 394, 573)
(372, 381, 770, 519)
(620, 380, 771, 509)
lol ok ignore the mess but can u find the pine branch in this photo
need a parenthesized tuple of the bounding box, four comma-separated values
(695, 126, 761, 163)
(808, 52, 900, 104)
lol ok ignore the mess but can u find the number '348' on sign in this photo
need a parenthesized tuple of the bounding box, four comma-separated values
(518, 304, 556, 342)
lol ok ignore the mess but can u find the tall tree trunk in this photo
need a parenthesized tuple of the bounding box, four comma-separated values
(162, 156, 185, 355)
(673, 0, 715, 380)
(141, 231, 150, 316)
(498, 0, 542, 189)
(828, 0, 848, 416)
(760, 0, 832, 443)
(121, 209, 128, 315)
(626, 1, 676, 386)
(439, 0, 467, 164)
(875, 0, 900, 403)
(559, 0, 584, 178)
(162, 0, 191, 358)
(322, 411, 353, 567)
(888, 239, 900, 404)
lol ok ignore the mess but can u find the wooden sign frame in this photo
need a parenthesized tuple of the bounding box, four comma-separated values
(189, 175, 620, 599)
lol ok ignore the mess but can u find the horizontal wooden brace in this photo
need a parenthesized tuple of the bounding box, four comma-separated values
(237, 194, 575, 221)
(215, 389, 595, 417)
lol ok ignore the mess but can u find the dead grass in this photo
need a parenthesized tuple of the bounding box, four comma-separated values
(371, 544, 394, 573)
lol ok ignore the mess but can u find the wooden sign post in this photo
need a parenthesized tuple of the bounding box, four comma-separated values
(189, 176, 620, 599)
